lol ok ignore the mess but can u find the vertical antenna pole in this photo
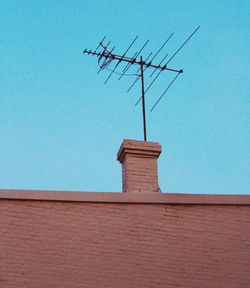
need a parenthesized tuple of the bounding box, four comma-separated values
(140, 56, 147, 142)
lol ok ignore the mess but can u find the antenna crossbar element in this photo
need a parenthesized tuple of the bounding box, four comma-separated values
(118, 39, 149, 80)
(104, 36, 139, 84)
(83, 29, 200, 141)
(150, 71, 181, 112)
(98, 45, 115, 73)
(149, 53, 168, 77)
(126, 51, 153, 92)
(94, 36, 106, 53)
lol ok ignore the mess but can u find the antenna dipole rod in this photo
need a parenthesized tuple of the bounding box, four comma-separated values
(104, 36, 138, 84)
(127, 52, 153, 92)
(166, 26, 200, 65)
(150, 71, 181, 112)
(140, 56, 147, 141)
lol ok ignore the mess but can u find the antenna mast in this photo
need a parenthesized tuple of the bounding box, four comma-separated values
(140, 56, 147, 141)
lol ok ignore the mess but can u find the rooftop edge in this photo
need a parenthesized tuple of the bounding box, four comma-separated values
(0, 189, 250, 205)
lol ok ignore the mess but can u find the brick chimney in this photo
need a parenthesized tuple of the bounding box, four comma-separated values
(117, 139, 162, 193)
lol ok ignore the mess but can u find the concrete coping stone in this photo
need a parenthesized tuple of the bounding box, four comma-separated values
(0, 189, 250, 205)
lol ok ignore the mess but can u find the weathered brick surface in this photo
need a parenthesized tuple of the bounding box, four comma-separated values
(0, 200, 250, 287)
(117, 139, 162, 192)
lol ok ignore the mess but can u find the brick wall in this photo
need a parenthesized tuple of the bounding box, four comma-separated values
(0, 192, 250, 288)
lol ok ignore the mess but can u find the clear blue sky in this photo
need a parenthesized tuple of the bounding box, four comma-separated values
(1, 0, 249, 194)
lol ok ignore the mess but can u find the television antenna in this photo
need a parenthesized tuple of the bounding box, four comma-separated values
(83, 26, 200, 141)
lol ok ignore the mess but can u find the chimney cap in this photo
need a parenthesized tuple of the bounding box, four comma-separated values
(117, 139, 162, 163)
